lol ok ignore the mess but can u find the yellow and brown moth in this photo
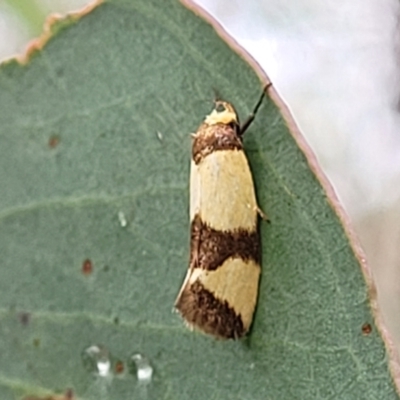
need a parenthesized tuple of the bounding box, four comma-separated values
(175, 88, 268, 339)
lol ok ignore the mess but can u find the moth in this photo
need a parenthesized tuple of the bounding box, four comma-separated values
(175, 87, 268, 339)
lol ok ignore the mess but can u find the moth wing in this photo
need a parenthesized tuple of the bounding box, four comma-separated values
(190, 150, 258, 232)
(175, 257, 260, 339)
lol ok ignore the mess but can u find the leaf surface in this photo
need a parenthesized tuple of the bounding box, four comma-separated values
(0, 0, 398, 399)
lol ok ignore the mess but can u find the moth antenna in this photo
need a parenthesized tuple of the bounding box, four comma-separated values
(212, 87, 223, 103)
(239, 83, 272, 136)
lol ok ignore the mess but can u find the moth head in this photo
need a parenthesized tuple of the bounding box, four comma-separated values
(204, 101, 239, 130)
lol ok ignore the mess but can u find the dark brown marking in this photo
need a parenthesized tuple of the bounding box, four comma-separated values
(18, 312, 31, 326)
(115, 360, 124, 374)
(192, 123, 242, 164)
(190, 214, 260, 271)
(48, 135, 60, 148)
(175, 280, 245, 339)
(361, 322, 372, 335)
(81, 258, 93, 275)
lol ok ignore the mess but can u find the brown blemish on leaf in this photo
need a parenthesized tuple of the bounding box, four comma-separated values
(362, 322, 373, 335)
(18, 311, 31, 326)
(115, 360, 124, 374)
(48, 135, 60, 148)
(82, 258, 93, 275)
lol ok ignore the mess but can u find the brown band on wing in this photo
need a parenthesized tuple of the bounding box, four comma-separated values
(192, 123, 243, 164)
(175, 280, 246, 339)
(190, 214, 260, 271)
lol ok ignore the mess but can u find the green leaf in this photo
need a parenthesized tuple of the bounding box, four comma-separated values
(0, 0, 398, 399)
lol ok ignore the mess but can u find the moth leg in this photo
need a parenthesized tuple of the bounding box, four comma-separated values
(191, 246, 199, 270)
(255, 205, 269, 222)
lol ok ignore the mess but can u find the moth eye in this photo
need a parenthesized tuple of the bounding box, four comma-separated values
(215, 103, 226, 113)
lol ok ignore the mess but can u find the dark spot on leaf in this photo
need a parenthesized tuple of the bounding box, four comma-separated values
(18, 312, 31, 326)
(82, 259, 93, 275)
(48, 135, 60, 148)
(115, 360, 124, 374)
(33, 338, 40, 348)
(362, 322, 372, 335)
(113, 316, 119, 325)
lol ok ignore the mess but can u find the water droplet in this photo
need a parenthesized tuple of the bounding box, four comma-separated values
(156, 131, 163, 141)
(249, 362, 255, 370)
(129, 353, 153, 384)
(118, 211, 128, 227)
(82, 345, 111, 377)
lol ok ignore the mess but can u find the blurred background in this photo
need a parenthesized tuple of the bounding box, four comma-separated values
(2, 0, 400, 353)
